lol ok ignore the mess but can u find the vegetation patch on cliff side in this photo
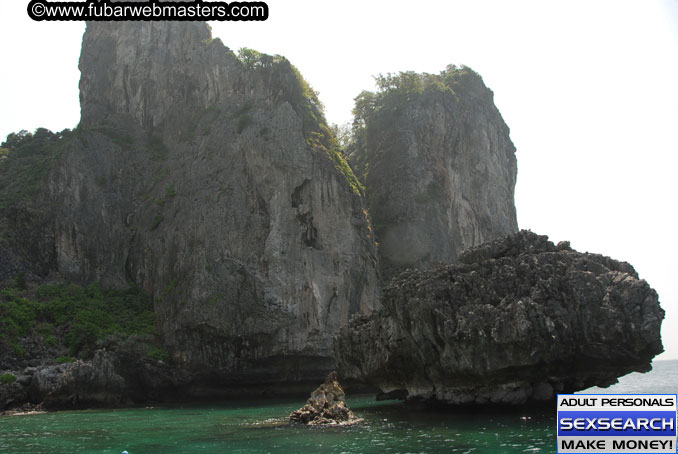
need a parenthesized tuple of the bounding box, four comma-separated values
(235, 47, 364, 196)
(0, 128, 74, 209)
(288, 64, 365, 196)
(349, 65, 482, 181)
(0, 280, 162, 361)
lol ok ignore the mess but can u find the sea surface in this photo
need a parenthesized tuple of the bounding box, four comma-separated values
(1, 360, 676, 454)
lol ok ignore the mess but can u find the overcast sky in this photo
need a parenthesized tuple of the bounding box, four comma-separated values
(1, 1, 677, 360)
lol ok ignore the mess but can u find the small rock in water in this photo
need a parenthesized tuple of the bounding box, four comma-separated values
(289, 372, 362, 426)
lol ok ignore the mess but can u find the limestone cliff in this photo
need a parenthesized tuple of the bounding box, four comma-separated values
(16, 21, 379, 385)
(333, 231, 664, 405)
(350, 67, 518, 279)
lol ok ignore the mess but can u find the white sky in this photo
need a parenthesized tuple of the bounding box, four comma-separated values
(1, 1, 676, 360)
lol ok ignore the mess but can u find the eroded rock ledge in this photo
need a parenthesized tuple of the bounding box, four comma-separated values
(0, 349, 191, 411)
(333, 230, 664, 406)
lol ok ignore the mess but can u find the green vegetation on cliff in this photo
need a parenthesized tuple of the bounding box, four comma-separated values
(0, 128, 73, 209)
(236, 47, 364, 196)
(289, 64, 365, 196)
(350, 65, 482, 181)
(0, 373, 16, 384)
(237, 47, 285, 69)
(0, 281, 159, 359)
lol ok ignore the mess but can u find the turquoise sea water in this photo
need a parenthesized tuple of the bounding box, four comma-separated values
(1, 360, 676, 454)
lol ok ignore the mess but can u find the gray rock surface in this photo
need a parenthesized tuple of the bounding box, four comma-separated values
(350, 67, 518, 279)
(0, 349, 192, 410)
(0, 380, 27, 411)
(29, 350, 126, 408)
(333, 230, 664, 405)
(43, 21, 379, 384)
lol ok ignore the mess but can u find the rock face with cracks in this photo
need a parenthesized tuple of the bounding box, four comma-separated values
(4, 20, 379, 387)
(1, 16, 664, 411)
(349, 67, 518, 280)
(0, 349, 192, 411)
(333, 231, 664, 405)
(289, 371, 361, 425)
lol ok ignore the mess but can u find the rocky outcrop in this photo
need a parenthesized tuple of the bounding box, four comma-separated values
(333, 230, 664, 405)
(8, 20, 379, 385)
(350, 67, 518, 279)
(1, 349, 192, 411)
(289, 371, 361, 425)
(29, 350, 126, 408)
(0, 378, 29, 411)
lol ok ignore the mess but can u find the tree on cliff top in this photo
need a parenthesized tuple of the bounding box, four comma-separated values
(348, 65, 484, 182)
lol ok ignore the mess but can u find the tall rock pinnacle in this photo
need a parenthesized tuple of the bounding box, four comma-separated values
(350, 67, 518, 279)
(51, 20, 380, 383)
